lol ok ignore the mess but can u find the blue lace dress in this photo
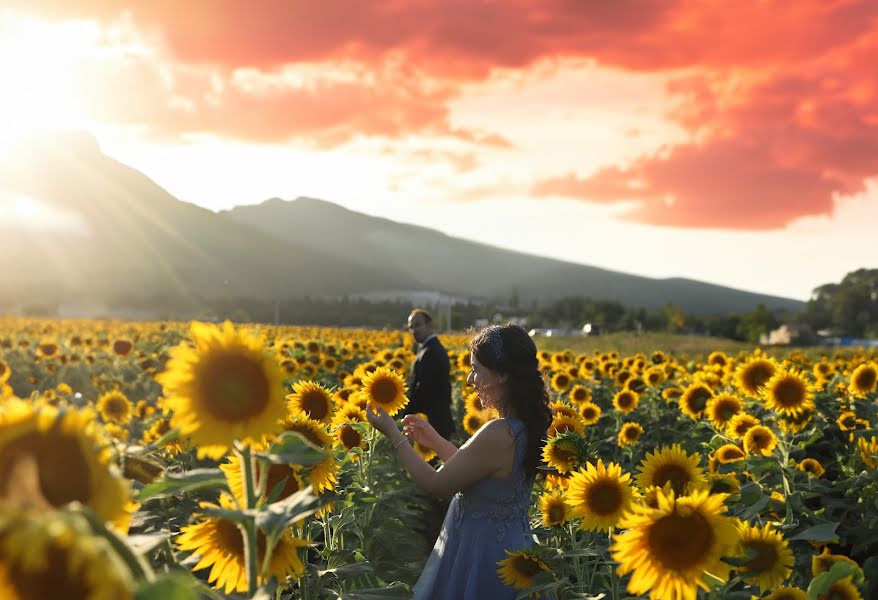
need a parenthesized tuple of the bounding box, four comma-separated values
(412, 417, 533, 599)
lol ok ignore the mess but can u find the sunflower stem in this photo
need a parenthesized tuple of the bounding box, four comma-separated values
(237, 444, 261, 597)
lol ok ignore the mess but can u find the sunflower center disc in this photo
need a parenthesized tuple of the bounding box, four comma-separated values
(743, 540, 779, 573)
(648, 512, 714, 571)
(586, 480, 623, 516)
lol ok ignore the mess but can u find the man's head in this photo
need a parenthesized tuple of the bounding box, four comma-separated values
(408, 308, 434, 344)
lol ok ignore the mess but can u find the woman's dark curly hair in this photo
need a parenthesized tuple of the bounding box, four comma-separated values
(469, 324, 551, 480)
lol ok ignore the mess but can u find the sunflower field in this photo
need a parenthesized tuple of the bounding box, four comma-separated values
(0, 316, 876, 600)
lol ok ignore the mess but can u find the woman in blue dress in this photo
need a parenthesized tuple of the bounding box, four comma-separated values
(366, 324, 552, 599)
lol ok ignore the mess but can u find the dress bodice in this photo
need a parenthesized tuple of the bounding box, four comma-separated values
(452, 417, 531, 540)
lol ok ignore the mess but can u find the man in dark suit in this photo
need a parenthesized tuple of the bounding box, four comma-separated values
(404, 308, 454, 439)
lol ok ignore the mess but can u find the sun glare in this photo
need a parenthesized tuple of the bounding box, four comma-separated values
(0, 12, 98, 157)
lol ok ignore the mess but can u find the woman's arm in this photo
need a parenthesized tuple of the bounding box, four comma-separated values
(386, 419, 514, 497)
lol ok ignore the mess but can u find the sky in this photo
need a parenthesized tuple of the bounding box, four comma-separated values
(1, 1, 876, 302)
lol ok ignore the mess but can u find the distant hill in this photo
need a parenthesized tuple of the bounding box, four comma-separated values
(0, 131, 804, 317)
(225, 197, 805, 315)
(0, 132, 412, 313)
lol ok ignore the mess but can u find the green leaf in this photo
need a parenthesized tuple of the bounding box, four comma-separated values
(126, 532, 170, 556)
(789, 522, 840, 543)
(257, 432, 326, 466)
(721, 546, 758, 567)
(135, 575, 198, 600)
(139, 468, 228, 502)
(736, 495, 769, 520)
(254, 485, 320, 541)
(322, 581, 411, 599)
(807, 560, 865, 600)
(318, 560, 375, 578)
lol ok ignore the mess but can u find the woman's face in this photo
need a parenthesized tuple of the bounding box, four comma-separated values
(466, 351, 507, 410)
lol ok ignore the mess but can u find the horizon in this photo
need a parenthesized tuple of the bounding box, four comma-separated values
(2, 3, 877, 302)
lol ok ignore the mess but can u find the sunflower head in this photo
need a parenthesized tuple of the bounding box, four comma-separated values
(157, 321, 286, 459)
(715, 443, 747, 464)
(727, 413, 761, 440)
(578, 401, 602, 425)
(797, 457, 825, 478)
(849, 362, 878, 397)
(547, 414, 584, 437)
(287, 380, 334, 424)
(359, 367, 408, 416)
(617, 422, 643, 447)
(735, 356, 778, 396)
(542, 433, 585, 474)
(744, 425, 778, 457)
(706, 393, 743, 429)
(733, 522, 794, 592)
(811, 546, 859, 576)
(97, 390, 132, 425)
(612, 390, 639, 415)
(762, 368, 815, 417)
(679, 382, 713, 419)
(569, 384, 591, 404)
(565, 459, 636, 532)
(635, 443, 706, 496)
(611, 488, 739, 600)
(539, 490, 569, 527)
(497, 549, 554, 590)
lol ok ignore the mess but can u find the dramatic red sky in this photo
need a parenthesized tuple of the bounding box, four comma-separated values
(1, 1, 876, 300)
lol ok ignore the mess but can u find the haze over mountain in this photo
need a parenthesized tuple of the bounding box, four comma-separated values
(1, 132, 803, 317)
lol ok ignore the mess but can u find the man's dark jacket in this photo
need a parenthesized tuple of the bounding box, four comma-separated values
(405, 336, 455, 439)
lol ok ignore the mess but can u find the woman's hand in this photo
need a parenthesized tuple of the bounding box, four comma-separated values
(365, 405, 399, 438)
(401, 414, 443, 451)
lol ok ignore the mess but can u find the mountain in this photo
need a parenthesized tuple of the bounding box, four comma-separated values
(224, 197, 805, 314)
(0, 132, 412, 314)
(0, 131, 804, 317)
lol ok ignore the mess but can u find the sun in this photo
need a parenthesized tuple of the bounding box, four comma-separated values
(0, 13, 101, 159)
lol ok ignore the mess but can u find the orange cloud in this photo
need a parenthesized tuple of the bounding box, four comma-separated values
(8, 0, 878, 229)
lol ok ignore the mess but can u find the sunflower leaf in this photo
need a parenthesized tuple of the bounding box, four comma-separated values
(139, 468, 228, 502)
(135, 575, 199, 600)
(788, 521, 840, 543)
(258, 432, 326, 466)
(807, 560, 865, 599)
(255, 485, 320, 540)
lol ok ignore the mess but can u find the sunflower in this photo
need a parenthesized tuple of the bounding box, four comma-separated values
(565, 459, 636, 532)
(547, 414, 584, 437)
(797, 458, 825, 478)
(705, 393, 742, 429)
(849, 362, 878, 397)
(612, 390, 639, 414)
(762, 369, 815, 417)
(550, 371, 572, 393)
(286, 380, 334, 424)
(279, 415, 337, 493)
(715, 444, 747, 464)
(542, 435, 581, 474)
(618, 422, 643, 447)
(644, 366, 665, 387)
(177, 494, 309, 595)
(679, 382, 713, 420)
(405, 412, 437, 462)
(221, 454, 303, 505)
(817, 577, 863, 600)
(0, 507, 133, 599)
(0, 402, 130, 524)
(569, 384, 591, 405)
(764, 587, 807, 600)
(662, 386, 683, 403)
(744, 425, 777, 457)
(463, 411, 487, 435)
(733, 522, 794, 592)
(157, 321, 286, 459)
(578, 402, 602, 425)
(550, 400, 578, 420)
(735, 356, 777, 396)
(332, 404, 367, 427)
(611, 488, 739, 600)
(539, 490, 569, 527)
(359, 366, 408, 416)
(635, 444, 706, 496)
(811, 546, 859, 576)
(335, 424, 367, 458)
(708, 473, 740, 496)
(836, 411, 859, 431)
(497, 549, 554, 590)
(727, 413, 760, 440)
(858, 436, 878, 468)
(97, 389, 132, 425)
(112, 339, 133, 357)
